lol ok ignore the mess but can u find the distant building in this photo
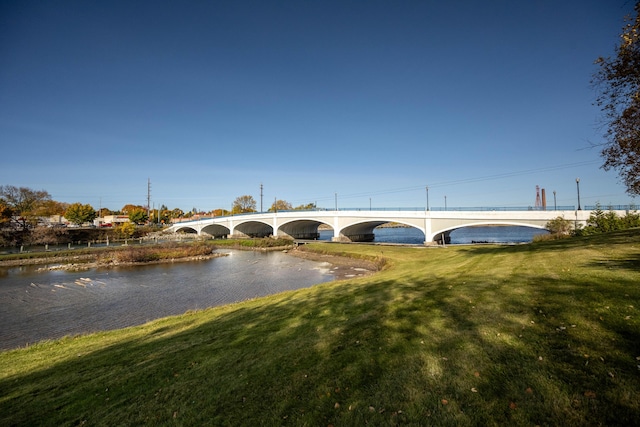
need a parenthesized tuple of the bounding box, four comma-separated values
(94, 215, 130, 227)
(42, 215, 69, 227)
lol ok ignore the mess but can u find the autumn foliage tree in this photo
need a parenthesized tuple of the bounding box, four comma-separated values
(64, 203, 97, 226)
(121, 204, 146, 215)
(269, 199, 293, 212)
(115, 222, 136, 238)
(593, 2, 640, 195)
(295, 202, 317, 210)
(0, 199, 13, 228)
(129, 208, 149, 225)
(232, 195, 256, 213)
(0, 185, 52, 230)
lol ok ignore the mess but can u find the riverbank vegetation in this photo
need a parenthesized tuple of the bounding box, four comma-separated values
(1, 229, 639, 425)
(212, 237, 295, 249)
(99, 242, 215, 264)
(0, 238, 295, 268)
(539, 204, 640, 242)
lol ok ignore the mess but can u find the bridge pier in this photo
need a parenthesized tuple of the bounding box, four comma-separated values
(431, 231, 452, 245)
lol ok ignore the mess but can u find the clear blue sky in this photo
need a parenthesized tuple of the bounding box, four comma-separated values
(1, 0, 636, 212)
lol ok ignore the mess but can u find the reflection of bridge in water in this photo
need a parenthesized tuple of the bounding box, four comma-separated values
(165, 208, 614, 245)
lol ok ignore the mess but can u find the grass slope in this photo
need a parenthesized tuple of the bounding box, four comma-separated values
(1, 230, 639, 426)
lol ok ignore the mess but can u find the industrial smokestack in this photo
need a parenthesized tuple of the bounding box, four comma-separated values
(541, 188, 547, 210)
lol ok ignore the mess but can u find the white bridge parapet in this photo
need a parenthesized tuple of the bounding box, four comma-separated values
(164, 209, 613, 245)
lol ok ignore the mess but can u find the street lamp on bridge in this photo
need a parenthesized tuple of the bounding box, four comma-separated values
(426, 186, 430, 211)
(576, 178, 581, 210)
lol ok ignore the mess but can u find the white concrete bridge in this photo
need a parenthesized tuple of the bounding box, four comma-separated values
(164, 209, 609, 244)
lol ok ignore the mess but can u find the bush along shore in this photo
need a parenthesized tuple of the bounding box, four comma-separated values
(0, 229, 639, 425)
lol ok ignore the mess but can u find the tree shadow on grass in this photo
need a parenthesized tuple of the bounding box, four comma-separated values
(586, 253, 640, 272)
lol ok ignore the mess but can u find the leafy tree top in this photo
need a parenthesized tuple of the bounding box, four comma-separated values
(64, 203, 97, 226)
(593, 2, 640, 195)
(233, 195, 256, 213)
(269, 199, 293, 212)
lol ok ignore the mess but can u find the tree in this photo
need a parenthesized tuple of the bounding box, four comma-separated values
(295, 202, 317, 210)
(232, 195, 256, 213)
(0, 198, 14, 228)
(169, 208, 184, 219)
(121, 204, 146, 214)
(115, 222, 136, 239)
(545, 216, 573, 236)
(0, 185, 52, 230)
(151, 204, 170, 224)
(35, 200, 69, 217)
(593, 2, 640, 195)
(269, 199, 292, 212)
(64, 203, 97, 226)
(129, 208, 149, 225)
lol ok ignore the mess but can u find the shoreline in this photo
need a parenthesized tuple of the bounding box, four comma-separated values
(0, 245, 380, 279)
(288, 247, 382, 279)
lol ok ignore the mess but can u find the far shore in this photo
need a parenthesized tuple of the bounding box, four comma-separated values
(0, 242, 380, 278)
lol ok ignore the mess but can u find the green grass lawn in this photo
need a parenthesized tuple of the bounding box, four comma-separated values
(1, 230, 639, 426)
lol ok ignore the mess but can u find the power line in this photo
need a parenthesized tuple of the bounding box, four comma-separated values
(303, 160, 602, 203)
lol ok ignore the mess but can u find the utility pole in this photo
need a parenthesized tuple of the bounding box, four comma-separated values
(147, 178, 151, 219)
(260, 183, 263, 213)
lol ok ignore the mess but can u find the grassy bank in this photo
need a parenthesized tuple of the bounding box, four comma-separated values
(1, 230, 639, 425)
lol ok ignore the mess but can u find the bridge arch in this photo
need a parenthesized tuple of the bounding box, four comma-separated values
(277, 218, 332, 240)
(339, 219, 425, 243)
(232, 220, 273, 238)
(430, 221, 549, 244)
(173, 225, 198, 234)
(201, 224, 231, 238)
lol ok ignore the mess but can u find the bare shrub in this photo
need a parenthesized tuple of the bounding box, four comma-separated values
(110, 242, 213, 263)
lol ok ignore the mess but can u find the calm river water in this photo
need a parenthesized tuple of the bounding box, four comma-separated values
(0, 250, 338, 350)
(0, 226, 545, 351)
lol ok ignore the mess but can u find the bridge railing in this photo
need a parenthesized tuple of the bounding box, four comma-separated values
(329, 206, 579, 212)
